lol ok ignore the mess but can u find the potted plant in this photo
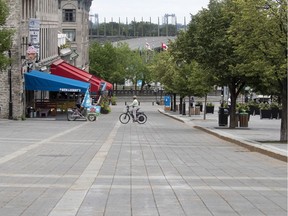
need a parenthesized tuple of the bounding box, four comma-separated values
(278, 104, 282, 119)
(237, 103, 250, 127)
(195, 101, 203, 112)
(110, 95, 117, 105)
(205, 102, 214, 114)
(259, 102, 271, 119)
(247, 100, 259, 116)
(270, 102, 279, 119)
(237, 103, 250, 114)
(100, 96, 111, 114)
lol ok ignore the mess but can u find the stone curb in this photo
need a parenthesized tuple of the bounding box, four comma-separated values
(158, 109, 287, 163)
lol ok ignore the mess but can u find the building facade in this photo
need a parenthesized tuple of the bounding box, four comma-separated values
(0, 0, 92, 119)
(60, 0, 91, 70)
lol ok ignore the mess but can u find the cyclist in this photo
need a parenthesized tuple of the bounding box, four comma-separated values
(129, 95, 139, 122)
(76, 94, 84, 109)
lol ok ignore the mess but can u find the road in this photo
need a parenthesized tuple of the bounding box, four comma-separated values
(0, 103, 286, 216)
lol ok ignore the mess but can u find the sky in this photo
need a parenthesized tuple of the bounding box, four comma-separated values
(90, 0, 210, 24)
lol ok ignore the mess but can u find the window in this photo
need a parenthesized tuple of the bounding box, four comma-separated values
(63, 9, 76, 22)
(63, 29, 76, 42)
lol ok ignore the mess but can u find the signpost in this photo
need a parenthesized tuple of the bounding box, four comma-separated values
(164, 95, 171, 111)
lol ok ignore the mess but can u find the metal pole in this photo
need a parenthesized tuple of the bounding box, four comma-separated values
(204, 94, 207, 120)
(8, 50, 13, 119)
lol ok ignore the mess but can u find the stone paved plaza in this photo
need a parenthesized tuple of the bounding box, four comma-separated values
(0, 103, 286, 216)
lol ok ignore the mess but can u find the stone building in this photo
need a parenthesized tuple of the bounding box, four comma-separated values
(0, 0, 92, 119)
(60, 0, 91, 69)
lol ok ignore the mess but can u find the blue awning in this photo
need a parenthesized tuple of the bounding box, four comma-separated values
(24, 70, 90, 93)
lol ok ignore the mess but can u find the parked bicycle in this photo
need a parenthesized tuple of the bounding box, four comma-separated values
(67, 106, 100, 121)
(119, 106, 147, 124)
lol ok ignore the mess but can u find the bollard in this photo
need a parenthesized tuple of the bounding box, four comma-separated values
(152, 101, 154, 106)
(182, 103, 186, 115)
(125, 101, 127, 105)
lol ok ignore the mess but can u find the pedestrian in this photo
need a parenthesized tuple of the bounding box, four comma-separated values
(190, 97, 194, 107)
(76, 94, 84, 109)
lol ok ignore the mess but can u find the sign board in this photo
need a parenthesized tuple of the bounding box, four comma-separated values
(164, 96, 171, 107)
(137, 80, 142, 87)
(29, 18, 40, 55)
(100, 82, 107, 92)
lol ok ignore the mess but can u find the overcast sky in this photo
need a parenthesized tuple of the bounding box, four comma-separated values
(90, 0, 210, 24)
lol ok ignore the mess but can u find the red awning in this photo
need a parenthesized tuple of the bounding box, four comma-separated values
(51, 60, 100, 92)
(51, 59, 113, 92)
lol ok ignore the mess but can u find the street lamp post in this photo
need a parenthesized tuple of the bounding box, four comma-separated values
(8, 50, 13, 119)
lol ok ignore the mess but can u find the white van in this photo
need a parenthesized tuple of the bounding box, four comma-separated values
(253, 95, 271, 103)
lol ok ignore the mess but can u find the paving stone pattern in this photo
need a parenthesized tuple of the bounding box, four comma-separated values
(0, 103, 286, 216)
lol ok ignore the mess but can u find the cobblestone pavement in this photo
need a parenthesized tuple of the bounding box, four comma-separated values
(158, 105, 287, 162)
(0, 103, 286, 216)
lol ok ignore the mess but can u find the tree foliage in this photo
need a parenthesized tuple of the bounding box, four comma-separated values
(89, 41, 151, 89)
(0, 0, 14, 70)
(228, 0, 287, 141)
(150, 0, 286, 141)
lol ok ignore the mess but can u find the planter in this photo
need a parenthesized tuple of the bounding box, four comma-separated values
(260, 109, 271, 119)
(248, 105, 259, 116)
(271, 108, 279, 119)
(101, 109, 110, 114)
(239, 113, 249, 127)
(196, 104, 203, 112)
(205, 106, 214, 114)
(254, 107, 260, 115)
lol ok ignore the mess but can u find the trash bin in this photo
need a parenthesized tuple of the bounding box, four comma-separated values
(182, 102, 186, 115)
(239, 113, 249, 127)
(195, 106, 200, 115)
(27, 107, 34, 118)
(30, 107, 35, 118)
(218, 107, 229, 126)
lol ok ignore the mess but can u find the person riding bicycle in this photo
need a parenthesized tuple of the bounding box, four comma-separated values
(129, 95, 139, 121)
(76, 94, 84, 110)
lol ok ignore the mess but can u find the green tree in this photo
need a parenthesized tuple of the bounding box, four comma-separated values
(149, 51, 176, 93)
(89, 42, 117, 81)
(173, 0, 264, 128)
(229, 0, 287, 141)
(89, 41, 152, 90)
(169, 30, 214, 98)
(125, 50, 147, 90)
(0, 0, 13, 70)
(112, 42, 132, 87)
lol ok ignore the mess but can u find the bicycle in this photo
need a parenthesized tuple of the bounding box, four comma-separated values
(119, 106, 147, 124)
(67, 106, 100, 121)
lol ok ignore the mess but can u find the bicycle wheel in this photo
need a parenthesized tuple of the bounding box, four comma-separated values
(137, 113, 147, 124)
(119, 113, 130, 124)
(67, 110, 77, 121)
(87, 113, 96, 121)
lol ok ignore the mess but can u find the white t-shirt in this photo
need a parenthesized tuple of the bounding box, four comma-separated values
(130, 99, 139, 107)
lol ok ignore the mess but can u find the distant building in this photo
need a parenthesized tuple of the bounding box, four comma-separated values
(59, 0, 91, 69)
(0, 0, 92, 119)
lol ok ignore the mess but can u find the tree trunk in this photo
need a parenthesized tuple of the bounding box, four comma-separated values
(229, 86, 238, 128)
(173, 93, 177, 112)
(280, 78, 287, 142)
(179, 97, 183, 114)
